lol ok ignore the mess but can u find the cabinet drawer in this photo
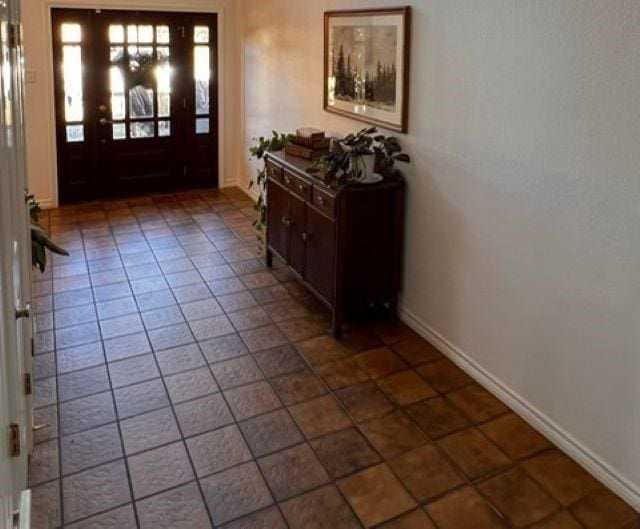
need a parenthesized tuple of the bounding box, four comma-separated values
(265, 160, 283, 182)
(311, 187, 335, 218)
(282, 169, 311, 200)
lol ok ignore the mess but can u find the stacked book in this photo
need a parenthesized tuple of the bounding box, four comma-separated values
(284, 127, 331, 159)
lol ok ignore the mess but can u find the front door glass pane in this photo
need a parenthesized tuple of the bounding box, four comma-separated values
(61, 23, 82, 43)
(129, 86, 154, 118)
(62, 45, 84, 122)
(127, 25, 138, 43)
(156, 46, 171, 118)
(195, 117, 209, 134)
(110, 45, 124, 63)
(156, 25, 170, 44)
(194, 46, 209, 115)
(138, 25, 154, 43)
(109, 66, 125, 120)
(112, 123, 126, 140)
(129, 46, 155, 118)
(194, 25, 209, 43)
(109, 24, 124, 43)
(131, 122, 154, 138)
(158, 120, 170, 137)
(66, 124, 84, 142)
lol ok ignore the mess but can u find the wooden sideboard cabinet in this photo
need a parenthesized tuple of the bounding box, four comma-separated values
(264, 151, 404, 337)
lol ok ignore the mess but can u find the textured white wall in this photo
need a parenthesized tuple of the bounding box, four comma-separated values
(240, 0, 640, 505)
(22, 0, 243, 206)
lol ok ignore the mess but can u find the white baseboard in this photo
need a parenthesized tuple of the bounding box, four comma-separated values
(236, 180, 259, 201)
(37, 198, 55, 210)
(220, 179, 238, 189)
(399, 306, 640, 511)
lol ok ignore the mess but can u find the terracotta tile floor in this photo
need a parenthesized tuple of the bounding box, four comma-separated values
(29, 188, 639, 528)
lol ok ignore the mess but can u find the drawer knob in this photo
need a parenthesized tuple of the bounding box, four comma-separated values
(317, 196, 325, 206)
(282, 216, 292, 228)
(298, 183, 305, 191)
(301, 232, 308, 242)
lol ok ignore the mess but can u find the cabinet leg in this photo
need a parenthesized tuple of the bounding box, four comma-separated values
(265, 249, 273, 268)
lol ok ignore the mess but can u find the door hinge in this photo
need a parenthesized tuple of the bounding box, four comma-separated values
(30, 337, 34, 357)
(24, 373, 32, 395)
(9, 23, 21, 49)
(183, 165, 188, 177)
(182, 98, 186, 110)
(178, 25, 185, 39)
(9, 424, 20, 457)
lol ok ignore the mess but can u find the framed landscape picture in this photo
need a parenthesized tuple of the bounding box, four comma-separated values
(324, 7, 411, 132)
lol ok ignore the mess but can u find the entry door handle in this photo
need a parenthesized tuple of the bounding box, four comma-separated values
(99, 117, 113, 125)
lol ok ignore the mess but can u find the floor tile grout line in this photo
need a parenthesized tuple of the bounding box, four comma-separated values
(244, 290, 501, 524)
(38, 359, 337, 439)
(56, 499, 134, 529)
(306, 337, 568, 526)
(255, 343, 381, 528)
(262, 272, 510, 524)
(36, 192, 604, 529)
(47, 260, 65, 529)
(240, 344, 367, 528)
(157, 199, 297, 528)
(42, 394, 563, 502)
(128, 208, 229, 529)
(199, 257, 384, 527)
(71, 198, 370, 520)
(305, 352, 511, 522)
(41, 327, 515, 434)
(74, 221, 143, 529)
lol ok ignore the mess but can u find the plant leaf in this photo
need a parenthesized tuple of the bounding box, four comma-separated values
(394, 153, 411, 163)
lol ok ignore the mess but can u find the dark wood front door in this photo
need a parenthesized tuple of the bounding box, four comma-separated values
(51, 9, 218, 202)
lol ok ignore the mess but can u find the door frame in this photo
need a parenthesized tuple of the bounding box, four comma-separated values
(1, 0, 34, 524)
(42, 0, 228, 206)
(51, 7, 219, 201)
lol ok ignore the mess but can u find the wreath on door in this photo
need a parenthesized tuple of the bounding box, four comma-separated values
(110, 48, 156, 88)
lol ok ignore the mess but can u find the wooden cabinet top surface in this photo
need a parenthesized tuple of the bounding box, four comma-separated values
(264, 151, 404, 197)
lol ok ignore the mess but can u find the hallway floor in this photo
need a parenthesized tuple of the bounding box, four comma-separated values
(29, 188, 639, 529)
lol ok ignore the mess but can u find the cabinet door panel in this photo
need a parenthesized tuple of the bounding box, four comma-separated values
(305, 207, 335, 303)
(267, 178, 289, 260)
(288, 193, 306, 276)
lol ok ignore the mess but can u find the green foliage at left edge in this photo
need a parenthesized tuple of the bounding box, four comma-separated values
(249, 131, 293, 241)
(28, 195, 69, 273)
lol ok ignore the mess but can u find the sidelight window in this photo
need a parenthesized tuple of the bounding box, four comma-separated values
(194, 25, 210, 134)
(61, 23, 85, 142)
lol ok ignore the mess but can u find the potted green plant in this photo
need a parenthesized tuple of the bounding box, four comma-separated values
(248, 131, 293, 238)
(28, 196, 69, 273)
(316, 127, 411, 185)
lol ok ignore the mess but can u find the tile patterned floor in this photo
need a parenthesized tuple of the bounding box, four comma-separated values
(29, 187, 639, 529)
